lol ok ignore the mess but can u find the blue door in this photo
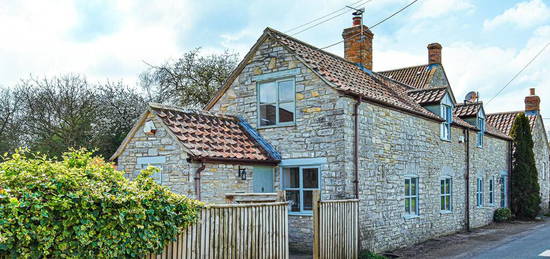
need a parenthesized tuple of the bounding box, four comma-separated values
(253, 166, 274, 193)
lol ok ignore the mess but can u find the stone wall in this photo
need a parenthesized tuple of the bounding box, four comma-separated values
(116, 112, 256, 204)
(533, 116, 550, 212)
(355, 101, 510, 252)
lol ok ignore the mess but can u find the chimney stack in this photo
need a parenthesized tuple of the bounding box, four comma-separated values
(525, 88, 540, 115)
(342, 10, 374, 70)
(427, 43, 442, 64)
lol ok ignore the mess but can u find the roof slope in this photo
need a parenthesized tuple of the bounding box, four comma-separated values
(406, 87, 447, 105)
(486, 111, 537, 136)
(150, 104, 279, 163)
(265, 28, 442, 121)
(454, 102, 483, 117)
(378, 64, 434, 89)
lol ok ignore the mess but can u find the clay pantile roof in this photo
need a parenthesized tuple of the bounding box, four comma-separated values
(377, 64, 434, 89)
(149, 104, 279, 163)
(406, 87, 447, 105)
(485, 123, 513, 140)
(454, 102, 483, 118)
(486, 111, 537, 136)
(265, 28, 442, 122)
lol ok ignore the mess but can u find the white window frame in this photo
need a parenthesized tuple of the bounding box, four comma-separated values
(477, 117, 485, 148)
(257, 78, 296, 127)
(489, 176, 495, 206)
(136, 156, 165, 184)
(476, 177, 484, 207)
(281, 165, 321, 215)
(440, 95, 453, 141)
(404, 176, 420, 217)
(440, 177, 452, 213)
(500, 174, 508, 208)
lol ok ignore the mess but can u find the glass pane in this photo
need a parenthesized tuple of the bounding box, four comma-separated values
(411, 178, 417, 195)
(283, 168, 299, 188)
(411, 197, 417, 214)
(441, 196, 445, 210)
(405, 198, 410, 213)
(303, 168, 318, 188)
(303, 191, 313, 211)
(286, 190, 300, 212)
(278, 80, 294, 102)
(446, 196, 451, 210)
(440, 180, 444, 194)
(260, 104, 276, 126)
(278, 102, 295, 123)
(446, 179, 451, 193)
(405, 179, 410, 196)
(259, 82, 277, 104)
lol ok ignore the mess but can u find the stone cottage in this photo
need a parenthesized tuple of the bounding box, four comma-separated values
(113, 15, 513, 253)
(487, 89, 550, 213)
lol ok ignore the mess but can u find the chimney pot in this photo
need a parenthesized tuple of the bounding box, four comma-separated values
(525, 88, 540, 115)
(427, 43, 442, 64)
(352, 16, 362, 26)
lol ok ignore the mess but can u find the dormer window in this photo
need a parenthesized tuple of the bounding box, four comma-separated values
(258, 78, 295, 127)
(477, 117, 485, 147)
(441, 104, 452, 140)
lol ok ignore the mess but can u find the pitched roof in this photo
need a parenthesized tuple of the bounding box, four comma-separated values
(264, 28, 442, 121)
(406, 87, 447, 105)
(377, 64, 435, 89)
(486, 111, 537, 136)
(150, 104, 279, 163)
(454, 102, 483, 117)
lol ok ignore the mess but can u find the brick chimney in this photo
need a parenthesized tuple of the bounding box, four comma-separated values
(525, 88, 540, 115)
(342, 12, 374, 70)
(427, 43, 442, 64)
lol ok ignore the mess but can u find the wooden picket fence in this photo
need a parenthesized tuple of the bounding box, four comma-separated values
(145, 201, 289, 259)
(312, 190, 359, 259)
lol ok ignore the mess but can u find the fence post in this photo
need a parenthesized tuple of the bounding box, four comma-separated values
(313, 190, 321, 259)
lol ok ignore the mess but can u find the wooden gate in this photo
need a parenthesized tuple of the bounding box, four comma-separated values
(145, 201, 289, 259)
(312, 190, 359, 259)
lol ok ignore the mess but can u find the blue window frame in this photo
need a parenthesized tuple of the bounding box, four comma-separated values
(258, 78, 295, 127)
(282, 166, 320, 214)
(476, 177, 484, 207)
(477, 117, 485, 147)
(440, 104, 452, 140)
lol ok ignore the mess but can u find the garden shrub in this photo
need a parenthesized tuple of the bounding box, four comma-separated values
(0, 149, 202, 258)
(494, 208, 512, 222)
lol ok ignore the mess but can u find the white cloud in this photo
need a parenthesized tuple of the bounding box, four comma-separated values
(412, 0, 474, 19)
(483, 0, 550, 30)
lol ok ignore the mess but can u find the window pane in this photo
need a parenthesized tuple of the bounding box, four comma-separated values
(440, 180, 444, 194)
(283, 168, 299, 188)
(441, 196, 445, 210)
(411, 178, 417, 195)
(303, 191, 313, 211)
(259, 82, 277, 104)
(446, 179, 451, 193)
(260, 104, 276, 126)
(278, 102, 295, 123)
(303, 168, 318, 188)
(405, 198, 410, 213)
(411, 197, 417, 214)
(446, 196, 451, 210)
(278, 80, 294, 102)
(286, 190, 300, 212)
(405, 179, 410, 196)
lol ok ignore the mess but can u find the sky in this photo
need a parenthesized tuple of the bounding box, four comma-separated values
(0, 0, 549, 121)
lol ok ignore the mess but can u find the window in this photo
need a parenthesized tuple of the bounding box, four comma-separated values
(477, 117, 485, 147)
(282, 166, 319, 213)
(440, 104, 452, 140)
(500, 175, 508, 208)
(440, 178, 452, 212)
(136, 156, 165, 184)
(258, 78, 295, 127)
(489, 177, 495, 205)
(404, 177, 419, 216)
(476, 177, 484, 207)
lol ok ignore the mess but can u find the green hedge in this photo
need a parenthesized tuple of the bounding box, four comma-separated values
(494, 208, 512, 222)
(0, 149, 202, 258)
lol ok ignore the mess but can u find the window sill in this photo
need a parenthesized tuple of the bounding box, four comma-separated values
(403, 214, 420, 220)
(440, 210, 453, 214)
(289, 212, 313, 217)
(440, 138, 451, 142)
(257, 123, 296, 130)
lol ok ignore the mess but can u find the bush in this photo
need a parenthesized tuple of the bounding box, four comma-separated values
(0, 149, 202, 258)
(494, 208, 512, 222)
(359, 250, 388, 259)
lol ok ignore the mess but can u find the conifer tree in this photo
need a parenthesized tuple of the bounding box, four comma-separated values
(510, 113, 541, 219)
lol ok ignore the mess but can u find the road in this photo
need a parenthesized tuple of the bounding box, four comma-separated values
(460, 221, 550, 259)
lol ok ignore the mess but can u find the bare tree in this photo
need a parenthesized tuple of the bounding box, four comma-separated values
(140, 48, 238, 108)
(0, 87, 23, 155)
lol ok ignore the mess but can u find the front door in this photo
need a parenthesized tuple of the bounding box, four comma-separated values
(253, 166, 274, 193)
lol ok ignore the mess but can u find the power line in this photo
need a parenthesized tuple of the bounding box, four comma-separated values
(320, 0, 419, 50)
(486, 41, 550, 105)
(284, 0, 365, 34)
(290, 0, 373, 36)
